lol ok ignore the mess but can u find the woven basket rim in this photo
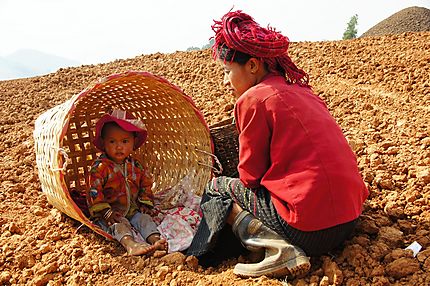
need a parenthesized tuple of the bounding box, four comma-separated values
(35, 70, 215, 240)
(73, 70, 211, 136)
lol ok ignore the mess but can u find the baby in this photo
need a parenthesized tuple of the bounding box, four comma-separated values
(87, 109, 167, 256)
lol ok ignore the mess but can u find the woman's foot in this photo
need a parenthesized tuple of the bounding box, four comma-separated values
(120, 235, 156, 256)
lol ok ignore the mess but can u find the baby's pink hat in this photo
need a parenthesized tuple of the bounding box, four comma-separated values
(93, 109, 147, 151)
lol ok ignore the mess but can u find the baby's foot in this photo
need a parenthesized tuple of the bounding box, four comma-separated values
(153, 238, 168, 251)
(121, 235, 156, 256)
(147, 234, 168, 252)
(152, 239, 168, 258)
(126, 241, 156, 256)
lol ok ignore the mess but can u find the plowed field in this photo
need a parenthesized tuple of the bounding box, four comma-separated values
(0, 31, 429, 285)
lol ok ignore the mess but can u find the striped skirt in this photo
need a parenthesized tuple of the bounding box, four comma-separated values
(187, 176, 356, 263)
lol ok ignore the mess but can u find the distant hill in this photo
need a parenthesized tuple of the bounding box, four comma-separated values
(0, 49, 80, 80)
(361, 6, 430, 37)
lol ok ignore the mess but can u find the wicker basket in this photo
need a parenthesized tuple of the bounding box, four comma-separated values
(209, 117, 239, 178)
(34, 71, 214, 239)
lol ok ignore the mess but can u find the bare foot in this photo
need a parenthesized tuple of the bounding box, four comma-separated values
(147, 233, 168, 252)
(153, 238, 168, 251)
(126, 242, 156, 256)
(120, 235, 156, 256)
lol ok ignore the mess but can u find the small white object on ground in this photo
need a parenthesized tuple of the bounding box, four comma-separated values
(405, 241, 422, 257)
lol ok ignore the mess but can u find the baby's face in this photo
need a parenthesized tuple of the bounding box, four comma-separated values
(102, 125, 135, 164)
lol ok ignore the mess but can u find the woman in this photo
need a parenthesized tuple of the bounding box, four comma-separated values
(187, 10, 368, 278)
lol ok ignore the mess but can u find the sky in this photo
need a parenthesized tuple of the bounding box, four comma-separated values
(1, 0, 429, 65)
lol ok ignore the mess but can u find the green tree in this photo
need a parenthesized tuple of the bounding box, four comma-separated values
(343, 14, 358, 40)
(186, 46, 200, 51)
(186, 38, 214, 51)
(201, 38, 215, 50)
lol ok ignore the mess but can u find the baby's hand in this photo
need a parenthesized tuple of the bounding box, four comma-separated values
(103, 209, 123, 226)
(139, 205, 154, 216)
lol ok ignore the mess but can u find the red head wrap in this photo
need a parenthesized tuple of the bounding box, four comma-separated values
(212, 10, 309, 86)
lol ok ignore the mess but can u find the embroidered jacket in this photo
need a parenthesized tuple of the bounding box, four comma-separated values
(87, 153, 154, 218)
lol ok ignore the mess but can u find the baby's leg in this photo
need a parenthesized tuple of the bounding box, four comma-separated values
(130, 212, 168, 252)
(110, 219, 156, 256)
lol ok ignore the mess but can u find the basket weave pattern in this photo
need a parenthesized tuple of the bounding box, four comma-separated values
(209, 117, 239, 178)
(34, 71, 213, 238)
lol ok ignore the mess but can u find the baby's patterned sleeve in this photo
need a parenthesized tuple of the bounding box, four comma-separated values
(87, 160, 111, 216)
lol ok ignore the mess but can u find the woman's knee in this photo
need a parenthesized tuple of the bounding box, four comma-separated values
(204, 176, 238, 197)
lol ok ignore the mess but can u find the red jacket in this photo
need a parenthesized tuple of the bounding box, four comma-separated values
(234, 74, 368, 231)
(87, 154, 154, 218)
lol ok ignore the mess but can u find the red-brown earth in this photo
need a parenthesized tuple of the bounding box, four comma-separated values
(0, 16, 429, 286)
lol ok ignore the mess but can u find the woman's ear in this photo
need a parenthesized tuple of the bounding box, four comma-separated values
(247, 58, 262, 74)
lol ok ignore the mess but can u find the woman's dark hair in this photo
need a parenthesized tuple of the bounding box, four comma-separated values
(215, 44, 279, 74)
(216, 44, 251, 65)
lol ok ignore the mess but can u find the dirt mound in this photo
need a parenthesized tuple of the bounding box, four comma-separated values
(1, 31, 430, 285)
(361, 6, 430, 37)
